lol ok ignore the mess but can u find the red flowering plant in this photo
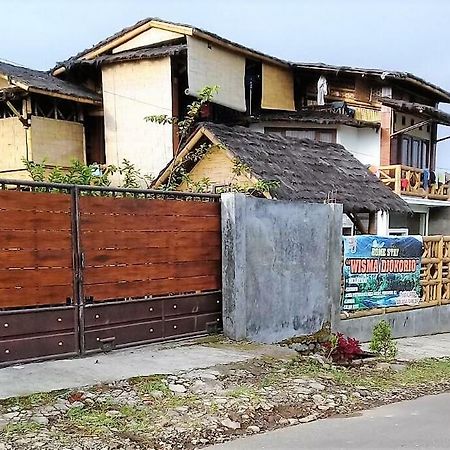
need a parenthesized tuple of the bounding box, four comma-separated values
(323, 333, 362, 365)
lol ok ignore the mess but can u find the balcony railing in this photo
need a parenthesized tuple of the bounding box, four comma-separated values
(379, 165, 450, 201)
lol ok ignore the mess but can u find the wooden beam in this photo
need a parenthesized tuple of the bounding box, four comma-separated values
(390, 119, 431, 138)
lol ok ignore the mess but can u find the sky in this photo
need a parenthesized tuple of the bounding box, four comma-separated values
(2, 0, 450, 168)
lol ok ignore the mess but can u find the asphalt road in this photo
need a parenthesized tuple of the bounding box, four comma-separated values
(207, 393, 450, 449)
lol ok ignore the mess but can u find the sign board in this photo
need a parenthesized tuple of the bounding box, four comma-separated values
(342, 235, 423, 311)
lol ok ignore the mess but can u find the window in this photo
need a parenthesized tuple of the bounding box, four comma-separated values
(399, 135, 429, 169)
(265, 127, 336, 143)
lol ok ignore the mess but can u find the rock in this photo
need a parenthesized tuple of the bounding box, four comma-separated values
(69, 401, 84, 408)
(3, 411, 19, 420)
(247, 425, 260, 433)
(376, 362, 391, 371)
(309, 382, 325, 391)
(295, 387, 312, 395)
(191, 379, 223, 394)
(106, 410, 122, 417)
(288, 418, 299, 425)
(221, 417, 241, 430)
(299, 414, 318, 423)
(149, 390, 165, 399)
(31, 415, 49, 426)
(312, 394, 325, 405)
(278, 418, 289, 425)
(291, 343, 309, 353)
(390, 363, 406, 373)
(168, 384, 186, 394)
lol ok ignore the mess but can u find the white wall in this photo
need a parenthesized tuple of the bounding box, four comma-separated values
(337, 125, 380, 167)
(102, 58, 173, 183)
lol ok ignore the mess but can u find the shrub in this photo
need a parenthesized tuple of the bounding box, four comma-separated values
(323, 333, 362, 364)
(369, 320, 397, 360)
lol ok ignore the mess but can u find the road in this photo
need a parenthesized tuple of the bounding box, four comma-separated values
(207, 393, 450, 449)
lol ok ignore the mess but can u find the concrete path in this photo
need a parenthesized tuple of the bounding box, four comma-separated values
(395, 333, 450, 361)
(1, 332, 450, 400)
(0, 340, 261, 400)
(207, 393, 450, 449)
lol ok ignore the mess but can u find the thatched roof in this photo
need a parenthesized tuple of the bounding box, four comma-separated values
(156, 122, 410, 214)
(248, 108, 379, 129)
(65, 42, 187, 69)
(0, 61, 101, 104)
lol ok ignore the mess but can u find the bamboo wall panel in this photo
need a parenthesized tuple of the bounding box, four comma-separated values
(0, 190, 73, 308)
(79, 196, 221, 301)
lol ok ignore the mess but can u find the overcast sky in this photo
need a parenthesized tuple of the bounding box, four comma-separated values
(2, 0, 450, 168)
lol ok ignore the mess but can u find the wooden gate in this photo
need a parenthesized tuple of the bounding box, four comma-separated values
(0, 180, 222, 365)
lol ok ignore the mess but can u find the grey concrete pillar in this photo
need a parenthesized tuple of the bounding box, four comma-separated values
(221, 193, 343, 343)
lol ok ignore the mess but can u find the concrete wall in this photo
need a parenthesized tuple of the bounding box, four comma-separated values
(338, 304, 450, 342)
(30, 116, 85, 166)
(336, 125, 380, 167)
(429, 207, 450, 235)
(221, 193, 342, 344)
(102, 58, 173, 182)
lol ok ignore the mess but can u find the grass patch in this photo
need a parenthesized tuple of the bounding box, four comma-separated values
(260, 356, 450, 391)
(0, 390, 67, 413)
(227, 385, 262, 400)
(129, 375, 170, 396)
(2, 421, 43, 437)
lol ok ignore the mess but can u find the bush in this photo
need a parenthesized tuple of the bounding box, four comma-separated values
(369, 320, 397, 360)
(323, 333, 362, 364)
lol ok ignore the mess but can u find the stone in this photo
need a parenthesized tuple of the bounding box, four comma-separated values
(149, 390, 165, 399)
(31, 415, 49, 426)
(221, 417, 241, 430)
(247, 425, 260, 433)
(69, 401, 84, 408)
(376, 362, 391, 371)
(299, 414, 318, 423)
(168, 384, 186, 394)
(106, 410, 122, 417)
(3, 411, 19, 420)
(312, 394, 325, 405)
(390, 363, 407, 373)
(288, 418, 299, 425)
(191, 379, 223, 394)
(309, 382, 326, 391)
(278, 418, 289, 425)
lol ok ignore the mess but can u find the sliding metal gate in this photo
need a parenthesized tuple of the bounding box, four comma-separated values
(0, 180, 222, 366)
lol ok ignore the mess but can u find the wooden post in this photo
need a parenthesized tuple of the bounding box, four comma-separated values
(368, 212, 376, 235)
(438, 236, 443, 305)
(394, 165, 402, 194)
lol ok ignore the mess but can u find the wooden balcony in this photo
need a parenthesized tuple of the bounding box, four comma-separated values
(379, 165, 450, 201)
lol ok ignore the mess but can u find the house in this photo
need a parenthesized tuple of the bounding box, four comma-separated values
(153, 122, 410, 233)
(1, 17, 450, 235)
(0, 62, 101, 179)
